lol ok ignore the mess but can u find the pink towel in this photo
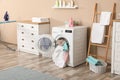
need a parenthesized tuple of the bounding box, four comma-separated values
(64, 52, 69, 63)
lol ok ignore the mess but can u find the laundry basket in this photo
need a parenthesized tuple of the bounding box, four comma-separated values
(89, 60, 107, 74)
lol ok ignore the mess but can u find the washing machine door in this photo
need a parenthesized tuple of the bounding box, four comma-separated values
(37, 34, 69, 57)
(37, 34, 55, 57)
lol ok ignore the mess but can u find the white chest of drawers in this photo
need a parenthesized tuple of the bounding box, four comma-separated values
(112, 20, 120, 74)
(17, 21, 50, 55)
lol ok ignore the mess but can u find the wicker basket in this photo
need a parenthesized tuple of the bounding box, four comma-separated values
(89, 60, 107, 74)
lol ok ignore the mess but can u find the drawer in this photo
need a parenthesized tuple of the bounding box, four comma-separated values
(17, 29, 38, 37)
(114, 43, 120, 61)
(114, 22, 120, 31)
(114, 56, 120, 62)
(18, 43, 29, 51)
(115, 32, 120, 42)
(18, 43, 39, 55)
(17, 23, 39, 32)
(18, 36, 38, 45)
(113, 62, 120, 74)
(115, 43, 120, 53)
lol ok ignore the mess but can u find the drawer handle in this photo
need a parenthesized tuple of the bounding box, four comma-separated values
(32, 47, 34, 49)
(22, 45, 24, 47)
(22, 39, 24, 41)
(31, 26, 34, 28)
(31, 40, 34, 43)
(31, 33, 34, 35)
(21, 32, 24, 34)
(21, 25, 24, 27)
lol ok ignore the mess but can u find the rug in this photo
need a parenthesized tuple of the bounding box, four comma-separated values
(0, 66, 62, 80)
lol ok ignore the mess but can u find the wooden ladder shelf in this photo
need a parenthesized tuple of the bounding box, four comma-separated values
(87, 3, 116, 63)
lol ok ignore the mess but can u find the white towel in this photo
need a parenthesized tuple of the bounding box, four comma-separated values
(91, 23, 105, 44)
(100, 12, 112, 25)
(52, 46, 66, 68)
(32, 17, 49, 22)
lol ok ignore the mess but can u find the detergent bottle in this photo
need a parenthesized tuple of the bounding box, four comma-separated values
(69, 18, 74, 27)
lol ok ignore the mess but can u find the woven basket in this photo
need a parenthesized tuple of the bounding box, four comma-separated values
(89, 60, 107, 74)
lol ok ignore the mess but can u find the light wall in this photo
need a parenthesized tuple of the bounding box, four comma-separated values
(0, 0, 120, 44)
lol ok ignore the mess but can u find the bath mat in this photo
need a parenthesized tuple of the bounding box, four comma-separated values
(0, 66, 62, 80)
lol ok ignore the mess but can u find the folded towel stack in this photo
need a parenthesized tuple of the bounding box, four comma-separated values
(32, 17, 49, 23)
(86, 56, 102, 66)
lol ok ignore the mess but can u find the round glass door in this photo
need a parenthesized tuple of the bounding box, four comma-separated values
(37, 34, 55, 53)
(38, 37, 52, 51)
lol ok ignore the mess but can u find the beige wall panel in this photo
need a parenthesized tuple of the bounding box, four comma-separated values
(0, 0, 119, 44)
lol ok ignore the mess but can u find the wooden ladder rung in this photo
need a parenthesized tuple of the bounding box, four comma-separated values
(90, 43, 107, 47)
(88, 54, 96, 56)
(97, 55, 106, 59)
(104, 35, 109, 37)
(91, 54, 97, 57)
(97, 56, 110, 62)
(96, 12, 101, 15)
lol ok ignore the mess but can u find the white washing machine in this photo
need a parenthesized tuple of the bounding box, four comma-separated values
(37, 26, 87, 67)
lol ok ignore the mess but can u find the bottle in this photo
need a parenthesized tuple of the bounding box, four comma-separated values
(69, 18, 74, 27)
(70, 0, 74, 7)
(62, 0, 66, 7)
(4, 11, 9, 21)
(64, 21, 69, 27)
(55, 0, 59, 7)
(59, 0, 62, 7)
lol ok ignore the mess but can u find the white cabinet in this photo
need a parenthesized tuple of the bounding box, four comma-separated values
(112, 20, 120, 74)
(17, 21, 50, 55)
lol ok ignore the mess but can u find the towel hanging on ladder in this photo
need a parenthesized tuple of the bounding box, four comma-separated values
(100, 12, 112, 25)
(91, 23, 105, 44)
